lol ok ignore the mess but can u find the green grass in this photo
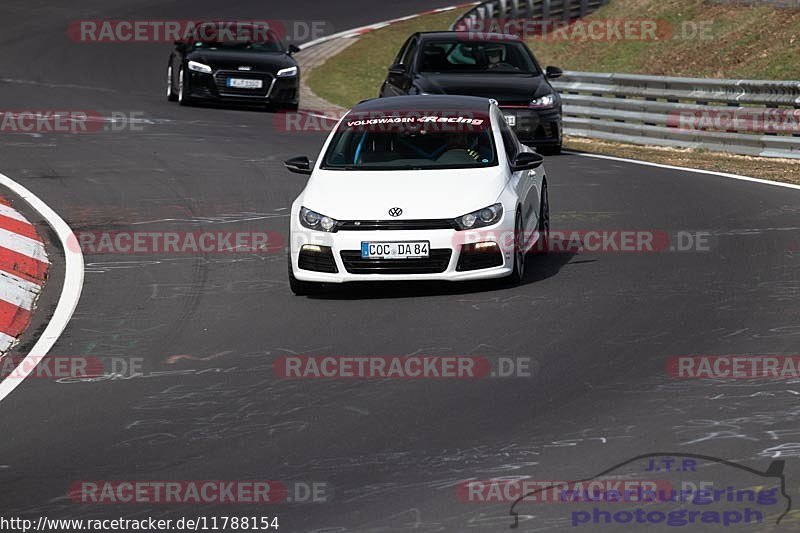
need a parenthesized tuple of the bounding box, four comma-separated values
(525, 0, 800, 80)
(306, 10, 460, 109)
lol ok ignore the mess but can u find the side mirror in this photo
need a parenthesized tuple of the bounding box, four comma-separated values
(284, 156, 313, 175)
(545, 66, 563, 79)
(288, 44, 301, 55)
(511, 152, 544, 172)
(388, 63, 406, 76)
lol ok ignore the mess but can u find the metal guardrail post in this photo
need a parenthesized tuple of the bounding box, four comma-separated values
(541, 0, 550, 20)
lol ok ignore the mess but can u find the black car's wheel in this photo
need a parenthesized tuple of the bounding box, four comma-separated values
(534, 183, 550, 254)
(507, 212, 526, 285)
(167, 64, 178, 102)
(538, 143, 562, 156)
(177, 67, 192, 106)
(288, 255, 317, 296)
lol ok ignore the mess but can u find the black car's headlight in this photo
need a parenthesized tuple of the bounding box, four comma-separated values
(188, 61, 212, 74)
(300, 207, 338, 232)
(454, 203, 503, 230)
(530, 93, 556, 109)
(277, 66, 298, 78)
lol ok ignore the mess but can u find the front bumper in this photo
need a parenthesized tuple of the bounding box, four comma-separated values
(290, 222, 517, 283)
(500, 106, 562, 147)
(187, 70, 299, 104)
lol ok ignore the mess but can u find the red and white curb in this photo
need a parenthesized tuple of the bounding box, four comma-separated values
(0, 172, 84, 403)
(0, 196, 49, 353)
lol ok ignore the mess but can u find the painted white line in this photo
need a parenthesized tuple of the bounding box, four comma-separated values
(566, 151, 800, 192)
(0, 203, 31, 223)
(0, 172, 84, 403)
(0, 227, 47, 261)
(0, 271, 42, 311)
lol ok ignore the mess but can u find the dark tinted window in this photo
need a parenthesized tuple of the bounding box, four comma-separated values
(322, 111, 498, 170)
(190, 24, 285, 53)
(418, 40, 539, 74)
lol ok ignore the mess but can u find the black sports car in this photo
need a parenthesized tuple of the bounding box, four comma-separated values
(379, 32, 563, 154)
(167, 22, 300, 109)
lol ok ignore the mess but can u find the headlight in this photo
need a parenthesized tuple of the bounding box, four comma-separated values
(188, 61, 212, 74)
(454, 203, 503, 230)
(300, 207, 338, 232)
(277, 66, 298, 78)
(530, 93, 555, 109)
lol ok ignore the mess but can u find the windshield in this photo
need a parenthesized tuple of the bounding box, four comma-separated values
(418, 40, 539, 74)
(321, 111, 498, 170)
(189, 24, 285, 53)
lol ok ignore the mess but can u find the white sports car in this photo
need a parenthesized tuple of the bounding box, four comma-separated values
(285, 95, 549, 295)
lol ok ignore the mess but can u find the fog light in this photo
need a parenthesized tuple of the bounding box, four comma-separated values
(472, 241, 499, 251)
(301, 244, 323, 253)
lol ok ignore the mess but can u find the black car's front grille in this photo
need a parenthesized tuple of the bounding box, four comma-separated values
(213, 70, 274, 97)
(337, 219, 458, 231)
(534, 123, 555, 140)
(340, 250, 452, 274)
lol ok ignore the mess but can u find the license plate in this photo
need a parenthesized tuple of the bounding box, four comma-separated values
(504, 114, 517, 127)
(361, 241, 430, 259)
(227, 78, 263, 89)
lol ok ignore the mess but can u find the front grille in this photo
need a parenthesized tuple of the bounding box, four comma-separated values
(337, 219, 457, 231)
(298, 247, 338, 273)
(340, 250, 452, 274)
(214, 70, 274, 97)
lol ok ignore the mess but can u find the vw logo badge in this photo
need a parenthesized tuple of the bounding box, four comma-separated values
(489, 98, 499, 106)
(388, 207, 403, 217)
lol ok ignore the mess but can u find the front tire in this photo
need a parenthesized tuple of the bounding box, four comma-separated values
(534, 183, 550, 254)
(539, 143, 562, 156)
(167, 64, 178, 101)
(506, 213, 526, 285)
(178, 67, 192, 106)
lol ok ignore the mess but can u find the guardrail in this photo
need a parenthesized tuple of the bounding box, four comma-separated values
(451, 0, 609, 31)
(553, 72, 800, 159)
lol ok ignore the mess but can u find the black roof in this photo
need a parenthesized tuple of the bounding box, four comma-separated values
(350, 95, 493, 113)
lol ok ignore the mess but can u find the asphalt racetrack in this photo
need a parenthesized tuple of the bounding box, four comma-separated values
(1, 1, 799, 531)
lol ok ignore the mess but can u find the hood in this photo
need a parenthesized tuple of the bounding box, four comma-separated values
(301, 167, 508, 220)
(416, 73, 550, 103)
(187, 49, 295, 72)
